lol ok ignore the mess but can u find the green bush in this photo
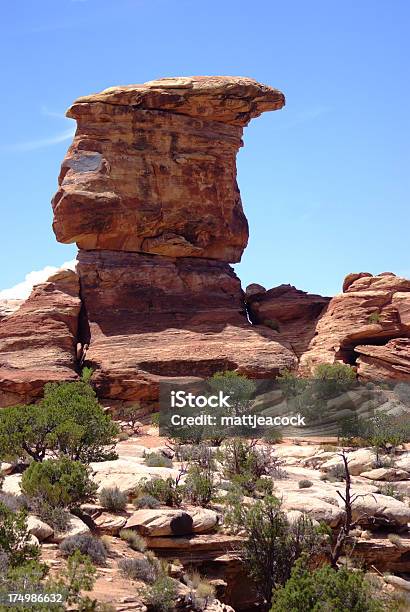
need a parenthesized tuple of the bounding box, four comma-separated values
(225, 495, 320, 606)
(143, 575, 177, 612)
(21, 457, 97, 510)
(144, 452, 173, 468)
(298, 479, 313, 489)
(99, 486, 127, 511)
(151, 413, 160, 427)
(59, 534, 107, 566)
(263, 429, 284, 445)
(209, 371, 256, 417)
(0, 381, 119, 463)
(133, 494, 161, 510)
(368, 312, 381, 324)
(378, 484, 404, 502)
(119, 529, 147, 552)
(218, 439, 285, 495)
(138, 477, 182, 507)
(271, 555, 385, 612)
(0, 503, 39, 568)
(183, 464, 215, 506)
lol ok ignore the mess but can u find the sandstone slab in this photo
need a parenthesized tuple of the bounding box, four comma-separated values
(125, 507, 218, 536)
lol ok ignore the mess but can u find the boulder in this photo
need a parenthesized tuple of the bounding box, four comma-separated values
(90, 458, 181, 495)
(125, 507, 218, 536)
(26, 516, 54, 541)
(321, 448, 376, 476)
(94, 512, 128, 535)
(2, 474, 22, 495)
(341, 493, 410, 529)
(281, 491, 344, 527)
(360, 467, 410, 481)
(51, 515, 90, 543)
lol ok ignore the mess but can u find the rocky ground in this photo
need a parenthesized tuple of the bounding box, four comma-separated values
(2, 424, 409, 611)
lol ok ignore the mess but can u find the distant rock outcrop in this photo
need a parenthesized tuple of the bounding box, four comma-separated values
(0, 270, 80, 406)
(0, 299, 22, 321)
(300, 272, 410, 379)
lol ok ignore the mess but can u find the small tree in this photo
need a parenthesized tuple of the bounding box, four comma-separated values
(209, 371, 256, 417)
(228, 495, 320, 608)
(0, 381, 119, 463)
(21, 457, 97, 510)
(271, 555, 384, 612)
(0, 503, 40, 568)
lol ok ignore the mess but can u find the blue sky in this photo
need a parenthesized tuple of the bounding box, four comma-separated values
(0, 0, 409, 298)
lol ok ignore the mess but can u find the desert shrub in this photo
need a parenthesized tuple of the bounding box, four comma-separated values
(263, 429, 283, 445)
(173, 443, 216, 471)
(35, 502, 71, 532)
(0, 492, 28, 512)
(298, 479, 313, 489)
(0, 503, 39, 568)
(277, 369, 309, 399)
(271, 555, 384, 612)
(116, 404, 142, 433)
(255, 477, 275, 497)
(0, 381, 119, 463)
(324, 463, 347, 482)
(119, 556, 157, 583)
(361, 410, 410, 459)
(151, 413, 160, 427)
(99, 486, 127, 511)
(144, 452, 173, 468)
(60, 534, 107, 566)
(117, 432, 130, 441)
(133, 494, 161, 510)
(185, 571, 215, 609)
(119, 529, 146, 552)
(209, 371, 256, 417)
(143, 575, 177, 611)
(21, 457, 97, 510)
(225, 495, 320, 606)
(218, 439, 285, 495)
(387, 533, 404, 547)
(138, 477, 182, 507)
(314, 363, 357, 397)
(378, 484, 404, 502)
(182, 464, 215, 506)
(368, 312, 381, 324)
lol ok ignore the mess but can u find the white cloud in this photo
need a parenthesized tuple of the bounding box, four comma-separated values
(0, 260, 77, 300)
(2, 127, 75, 153)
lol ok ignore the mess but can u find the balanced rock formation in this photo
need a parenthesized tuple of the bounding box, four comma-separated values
(0, 270, 80, 407)
(52, 76, 284, 263)
(299, 272, 410, 379)
(245, 284, 330, 357)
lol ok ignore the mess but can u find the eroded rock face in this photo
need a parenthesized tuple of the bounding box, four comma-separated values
(78, 250, 297, 402)
(0, 270, 81, 407)
(299, 272, 410, 379)
(52, 76, 285, 262)
(246, 284, 330, 357)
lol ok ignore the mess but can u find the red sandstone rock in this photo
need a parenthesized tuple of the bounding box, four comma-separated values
(52, 76, 285, 262)
(77, 250, 297, 402)
(246, 284, 330, 357)
(300, 273, 410, 381)
(0, 270, 80, 407)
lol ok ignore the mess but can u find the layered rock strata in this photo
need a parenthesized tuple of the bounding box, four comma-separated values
(52, 76, 284, 262)
(0, 270, 80, 406)
(299, 272, 410, 379)
(77, 250, 296, 402)
(245, 283, 330, 357)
